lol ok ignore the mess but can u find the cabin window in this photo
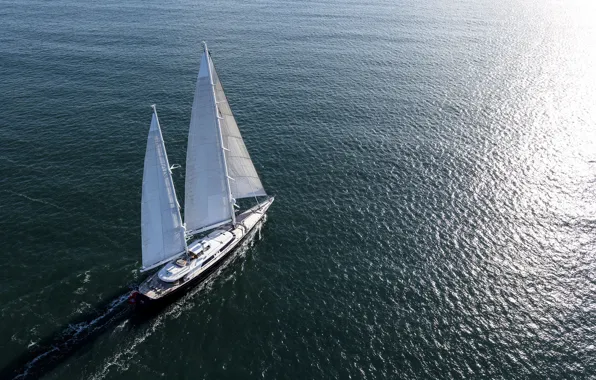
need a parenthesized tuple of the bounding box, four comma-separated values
(220, 239, 233, 252)
(202, 256, 214, 266)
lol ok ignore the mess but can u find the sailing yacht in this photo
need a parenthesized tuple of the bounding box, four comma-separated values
(130, 43, 274, 306)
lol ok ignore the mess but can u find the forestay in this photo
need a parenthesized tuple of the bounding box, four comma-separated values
(184, 48, 233, 233)
(141, 107, 187, 271)
(212, 61, 267, 200)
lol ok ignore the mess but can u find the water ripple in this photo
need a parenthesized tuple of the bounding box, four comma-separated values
(1, 0, 596, 378)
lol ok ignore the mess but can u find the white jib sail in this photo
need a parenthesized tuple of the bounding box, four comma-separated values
(184, 46, 233, 234)
(212, 60, 267, 200)
(141, 106, 187, 271)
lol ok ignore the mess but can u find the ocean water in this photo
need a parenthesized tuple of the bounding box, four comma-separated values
(1, 0, 596, 378)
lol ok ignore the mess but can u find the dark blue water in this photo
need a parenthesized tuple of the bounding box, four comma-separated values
(1, 0, 596, 378)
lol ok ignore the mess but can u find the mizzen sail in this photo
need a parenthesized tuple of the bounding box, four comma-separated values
(184, 46, 234, 234)
(141, 106, 187, 271)
(212, 62, 267, 200)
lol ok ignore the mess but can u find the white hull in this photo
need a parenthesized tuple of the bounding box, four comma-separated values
(135, 197, 274, 304)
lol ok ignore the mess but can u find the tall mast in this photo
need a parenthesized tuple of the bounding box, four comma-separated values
(203, 42, 236, 226)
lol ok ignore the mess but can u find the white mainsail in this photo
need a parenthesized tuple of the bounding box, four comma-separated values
(212, 62, 267, 200)
(184, 45, 234, 234)
(141, 106, 187, 271)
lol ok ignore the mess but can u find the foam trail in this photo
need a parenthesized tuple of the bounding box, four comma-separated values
(12, 219, 267, 379)
(64, 293, 130, 339)
(3, 190, 66, 211)
(11, 292, 131, 380)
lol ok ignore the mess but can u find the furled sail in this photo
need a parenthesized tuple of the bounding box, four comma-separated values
(212, 61, 267, 200)
(141, 106, 187, 271)
(184, 46, 233, 234)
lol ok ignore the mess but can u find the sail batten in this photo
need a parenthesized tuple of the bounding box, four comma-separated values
(141, 107, 187, 270)
(211, 60, 267, 200)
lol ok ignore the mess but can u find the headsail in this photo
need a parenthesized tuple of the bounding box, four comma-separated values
(212, 62, 267, 200)
(184, 44, 234, 234)
(141, 106, 187, 271)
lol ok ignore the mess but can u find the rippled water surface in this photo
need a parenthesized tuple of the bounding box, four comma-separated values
(1, 0, 596, 378)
